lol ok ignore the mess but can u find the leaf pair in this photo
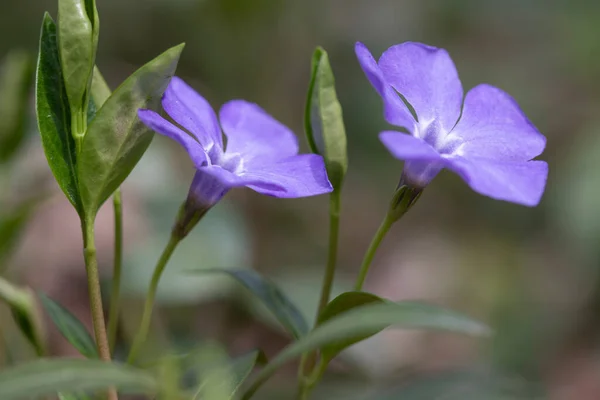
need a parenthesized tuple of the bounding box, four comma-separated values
(36, 12, 184, 218)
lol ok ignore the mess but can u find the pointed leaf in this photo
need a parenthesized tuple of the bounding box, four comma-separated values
(0, 196, 44, 270)
(35, 13, 82, 213)
(192, 342, 236, 400)
(85, 66, 110, 124)
(78, 43, 184, 215)
(0, 359, 157, 399)
(316, 291, 383, 361)
(230, 350, 267, 397)
(0, 50, 34, 163)
(0, 278, 46, 356)
(38, 293, 98, 358)
(58, 393, 92, 400)
(90, 65, 111, 107)
(305, 47, 347, 191)
(57, 0, 98, 124)
(242, 301, 489, 398)
(193, 269, 309, 339)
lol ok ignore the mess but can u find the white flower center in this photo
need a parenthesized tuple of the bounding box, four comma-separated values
(206, 143, 244, 174)
(415, 118, 463, 156)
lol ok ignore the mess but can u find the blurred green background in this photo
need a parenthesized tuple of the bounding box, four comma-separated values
(2, 0, 600, 398)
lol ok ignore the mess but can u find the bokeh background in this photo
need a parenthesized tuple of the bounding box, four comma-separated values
(1, 0, 600, 398)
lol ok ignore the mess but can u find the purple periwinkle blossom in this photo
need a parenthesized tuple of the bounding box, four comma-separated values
(356, 42, 548, 206)
(138, 77, 333, 217)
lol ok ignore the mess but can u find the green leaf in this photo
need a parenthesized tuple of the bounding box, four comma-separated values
(90, 66, 111, 107)
(35, 13, 82, 214)
(57, 0, 98, 129)
(0, 196, 43, 270)
(85, 66, 110, 124)
(375, 368, 537, 400)
(243, 301, 489, 397)
(38, 293, 98, 358)
(0, 50, 34, 163)
(304, 47, 347, 191)
(230, 350, 267, 396)
(194, 269, 309, 339)
(78, 43, 185, 215)
(0, 278, 46, 357)
(316, 291, 383, 361)
(190, 345, 267, 400)
(58, 392, 92, 400)
(192, 342, 235, 400)
(0, 359, 158, 399)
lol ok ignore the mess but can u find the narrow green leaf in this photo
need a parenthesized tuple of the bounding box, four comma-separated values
(86, 66, 109, 124)
(316, 291, 383, 361)
(35, 13, 82, 214)
(192, 342, 235, 400)
(0, 278, 46, 356)
(90, 66, 111, 107)
(0, 196, 43, 270)
(78, 43, 185, 215)
(230, 350, 267, 397)
(0, 50, 34, 163)
(194, 269, 309, 339)
(57, 0, 98, 128)
(0, 359, 158, 399)
(38, 293, 98, 358)
(243, 301, 489, 398)
(58, 392, 92, 400)
(375, 368, 537, 400)
(304, 47, 348, 191)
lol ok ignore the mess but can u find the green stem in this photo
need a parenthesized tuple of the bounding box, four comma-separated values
(354, 213, 394, 291)
(299, 358, 328, 400)
(315, 192, 341, 320)
(296, 192, 341, 396)
(82, 217, 117, 400)
(127, 233, 181, 364)
(107, 189, 123, 352)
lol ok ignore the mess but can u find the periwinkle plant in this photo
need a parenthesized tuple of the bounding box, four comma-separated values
(0, 1, 547, 400)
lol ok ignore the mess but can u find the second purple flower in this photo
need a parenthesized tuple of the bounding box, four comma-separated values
(356, 42, 548, 206)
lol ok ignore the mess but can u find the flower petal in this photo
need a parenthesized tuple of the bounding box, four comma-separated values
(240, 154, 333, 198)
(138, 109, 207, 168)
(378, 42, 463, 132)
(355, 42, 416, 130)
(161, 76, 223, 149)
(219, 100, 299, 163)
(379, 131, 445, 187)
(379, 130, 441, 161)
(451, 84, 546, 161)
(189, 166, 284, 208)
(445, 156, 548, 206)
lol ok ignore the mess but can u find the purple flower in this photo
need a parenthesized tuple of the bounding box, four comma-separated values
(138, 77, 333, 211)
(356, 42, 548, 206)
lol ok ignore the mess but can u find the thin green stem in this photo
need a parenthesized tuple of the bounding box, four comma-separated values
(82, 217, 117, 400)
(354, 213, 394, 291)
(127, 233, 181, 364)
(315, 192, 341, 320)
(296, 192, 342, 397)
(107, 189, 123, 352)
